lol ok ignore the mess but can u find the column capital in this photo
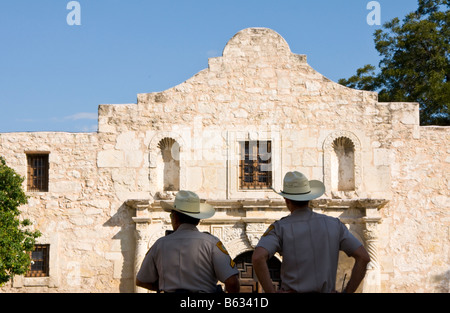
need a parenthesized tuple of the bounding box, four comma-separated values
(126, 199, 152, 221)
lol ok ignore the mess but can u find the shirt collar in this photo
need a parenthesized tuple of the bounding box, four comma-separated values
(176, 223, 199, 232)
(291, 208, 313, 219)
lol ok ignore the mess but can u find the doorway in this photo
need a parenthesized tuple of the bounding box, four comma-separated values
(233, 251, 281, 293)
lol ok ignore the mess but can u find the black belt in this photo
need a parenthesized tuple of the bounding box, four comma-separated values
(163, 289, 196, 293)
(163, 285, 224, 293)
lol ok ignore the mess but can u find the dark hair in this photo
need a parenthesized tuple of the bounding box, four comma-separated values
(173, 211, 200, 226)
(287, 199, 310, 207)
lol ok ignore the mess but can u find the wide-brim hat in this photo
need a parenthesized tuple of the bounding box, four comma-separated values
(274, 171, 325, 201)
(161, 190, 215, 220)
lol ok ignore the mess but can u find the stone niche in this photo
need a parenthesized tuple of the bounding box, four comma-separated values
(149, 132, 187, 196)
(332, 137, 355, 192)
(323, 131, 362, 199)
(157, 137, 180, 192)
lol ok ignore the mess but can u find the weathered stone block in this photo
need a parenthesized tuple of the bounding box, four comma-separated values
(97, 150, 124, 168)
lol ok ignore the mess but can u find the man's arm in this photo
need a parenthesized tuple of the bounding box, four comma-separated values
(252, 247, 276, 293)
(224, 274, 240, 293)
(344, 245, 371, 293)
(136, 278, 159, 292)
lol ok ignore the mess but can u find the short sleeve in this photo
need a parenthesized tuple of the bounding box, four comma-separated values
(136, 244, 159, 284)
(212, 241, 239, 282)
(338, 222, 363, 256)
(255, 223, 281, 257)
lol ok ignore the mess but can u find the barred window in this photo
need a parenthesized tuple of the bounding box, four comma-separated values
(239, 141, 272, 190)
(27, 153, 49, 192)
(26, 245, 50, 277)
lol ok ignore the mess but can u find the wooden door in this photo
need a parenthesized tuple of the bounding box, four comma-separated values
(234, 251, 281, 293)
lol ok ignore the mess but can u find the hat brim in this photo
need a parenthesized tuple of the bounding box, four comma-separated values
(161, 201, 215, 220)
(275, 180, 325, 201)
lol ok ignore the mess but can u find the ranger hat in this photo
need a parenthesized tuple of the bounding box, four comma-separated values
(275, 171, 325, 201)
(161, 190, 215, 219)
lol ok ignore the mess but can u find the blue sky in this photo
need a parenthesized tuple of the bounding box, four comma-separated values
(0, 0, 419, 133)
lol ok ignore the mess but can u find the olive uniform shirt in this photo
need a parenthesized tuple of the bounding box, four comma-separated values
(137, 223, 239, 293)
(256, 209, 362, 293)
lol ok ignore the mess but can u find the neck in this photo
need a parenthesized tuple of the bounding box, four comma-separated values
(285, 199, 310, 213)
(292, 205, 310, 213)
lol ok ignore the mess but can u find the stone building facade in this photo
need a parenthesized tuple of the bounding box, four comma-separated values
(1, 28, 448, 293)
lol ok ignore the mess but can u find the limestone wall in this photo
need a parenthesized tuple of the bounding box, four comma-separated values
(0, 132, 136, 292)
(0, 28, 448, 293)
(98, 28, 393, 201)
(383, 126, 449, 292)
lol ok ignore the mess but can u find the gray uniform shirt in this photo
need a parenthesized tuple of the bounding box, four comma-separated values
(256, 209, 362, 293)
(137, 223, 238, 293)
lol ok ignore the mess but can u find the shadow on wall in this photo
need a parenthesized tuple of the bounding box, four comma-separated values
(432, 270, 449, 293)
(336, 210, 365, 293)
(103, 203, 136, 293)
(336, 251, 363, 293)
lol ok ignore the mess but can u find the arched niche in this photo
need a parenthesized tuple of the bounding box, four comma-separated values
(323, 131, 362, 198)
(332, 137, 355, 191)
(157, 138, 180, 191)
(149, 132, 186, 195)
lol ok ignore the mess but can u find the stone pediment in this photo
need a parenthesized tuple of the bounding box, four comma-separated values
(136, 27, 378, 111)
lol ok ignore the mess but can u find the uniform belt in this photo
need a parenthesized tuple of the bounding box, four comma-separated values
(282, 289, 320, 294)
(162, 285, 224, 293)
(162, 289, 196, 293)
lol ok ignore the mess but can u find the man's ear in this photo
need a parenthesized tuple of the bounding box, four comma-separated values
(285, 198, 292, 207)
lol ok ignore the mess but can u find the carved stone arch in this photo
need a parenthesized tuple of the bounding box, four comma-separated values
(323, 131, 362, 198)
(149, 132, 185, 168)
(229, 245, 253, 261)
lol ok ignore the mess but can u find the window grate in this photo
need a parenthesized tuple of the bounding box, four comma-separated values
(26, 245, 50, 277)
(27, 154, 49, 192)
(239, 141, 272, 190)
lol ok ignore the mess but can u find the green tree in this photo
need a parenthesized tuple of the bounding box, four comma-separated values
(339, 0, 450, 125)
(0, 156, 41, 286)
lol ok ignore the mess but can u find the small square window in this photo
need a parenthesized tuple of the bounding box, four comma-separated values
(26, 245, 50, 277)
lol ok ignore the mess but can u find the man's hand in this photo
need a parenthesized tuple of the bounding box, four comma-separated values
(136, 278, 159, 291)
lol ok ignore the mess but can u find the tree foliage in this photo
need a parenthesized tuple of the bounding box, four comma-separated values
(0, 156, 41, 286)
(339, 0, 450, 125)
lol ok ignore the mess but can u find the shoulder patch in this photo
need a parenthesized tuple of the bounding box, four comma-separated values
(216, 241, 236, 268)
(216, 241, 229, 255)
(262, 224, 275, 237)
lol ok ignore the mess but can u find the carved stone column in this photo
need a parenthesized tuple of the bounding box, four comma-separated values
(360, 200, 387, 293)
(362, 218, 381, 292)
(127, 199, 152, 293)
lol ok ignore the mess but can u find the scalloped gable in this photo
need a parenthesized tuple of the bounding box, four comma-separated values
(137, 27, 377, 109)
